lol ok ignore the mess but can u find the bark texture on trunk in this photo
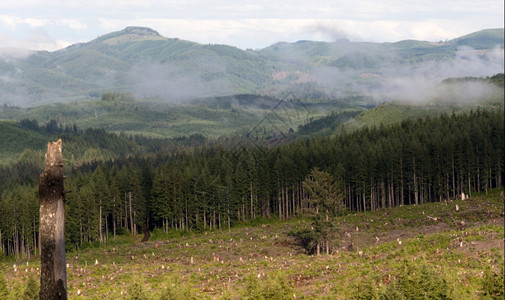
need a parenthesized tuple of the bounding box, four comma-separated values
(39, 139, 67, 300)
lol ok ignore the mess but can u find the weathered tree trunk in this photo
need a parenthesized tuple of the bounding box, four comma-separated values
(227, 208, 231, 232)
(292, 185, 296, 216)
(39, 139, 67, 300)
(381, 181, 386, 208)
(129, 192, 133, 235)
(278, 191, 282, 220)
(124, 191, 128, 230)
(140, 218, 150, 243)
(99, 199, 103, 243)
(112, 198, 116, 239)
(33, 220, 37, 255)
(133, 210, 137, 235)
(250, 182, 254, 219)
(452, 156, 456, 199)
(203, 212, 206, 230)
(362, 190, 366, 212)
(20, 228, 25, 258)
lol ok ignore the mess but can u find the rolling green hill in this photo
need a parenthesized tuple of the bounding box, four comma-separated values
(0, 93, 356, 168)
(259, 29, 504, 68)
(293, 73, 505, 136)
(0, 121, 48, 165)
(0, 27, 502, 106)
(0, 119, 147, 168)
(0, 94, 310, 139)
(451, 28, 505, 49)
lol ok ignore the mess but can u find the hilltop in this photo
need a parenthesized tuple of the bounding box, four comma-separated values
(0, 27, 503, 106)
(90, 27, 167, 44)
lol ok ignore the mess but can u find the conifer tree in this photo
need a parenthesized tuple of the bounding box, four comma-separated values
(303, 167, 345, 254)
(23, 275, 39, 300)
(0, 271, 9, 299)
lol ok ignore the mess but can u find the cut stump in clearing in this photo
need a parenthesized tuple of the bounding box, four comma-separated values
(39, 139, 67, 300)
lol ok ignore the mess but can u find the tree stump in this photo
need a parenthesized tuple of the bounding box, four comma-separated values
(140, 218, 151, 242)
(39, 139, 67, 300)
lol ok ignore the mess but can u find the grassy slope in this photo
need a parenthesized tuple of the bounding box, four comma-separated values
(0, 96, 343, 140)
(0, 99, 257, 139)
(0, 118, 147, 168)
(0, 121, 48, 165)
(0, 96, 340, 168)
(451, 28, 505, 49)
(1, 189, 503, 299)
(336, 76, 505, 133)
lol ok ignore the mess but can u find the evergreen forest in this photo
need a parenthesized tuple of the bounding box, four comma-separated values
(0, 107, 502, 257)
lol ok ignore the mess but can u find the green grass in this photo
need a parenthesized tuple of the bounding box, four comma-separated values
(1, 95, 356, 143)
(338, 90, 504, 134)
(0, 121, 48, 166)
(1, 188, 503, 299)
(451, 28, 505, 49)
(0, 95, 361, 170)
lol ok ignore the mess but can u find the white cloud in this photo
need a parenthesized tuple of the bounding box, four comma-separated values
(411, 21, 462, 41)
(0, 30, 72, 51)
(358, 46, 504, 103)
(0, 47, 34, 59)
(0, 0, 502, 51)
(60, 19, 88, 30)
(24, 17, 49, 27)
(0, 15, 49, 29)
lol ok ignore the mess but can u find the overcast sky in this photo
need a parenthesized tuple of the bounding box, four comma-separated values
(0, 0, 503, 51)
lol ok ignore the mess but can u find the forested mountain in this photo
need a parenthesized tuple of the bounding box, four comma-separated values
(0, 27, 503, 106)
(1, 107, 502, 257)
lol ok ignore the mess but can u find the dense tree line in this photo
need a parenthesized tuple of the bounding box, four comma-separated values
(0, 120, 207, 188)
(297, 111, 360, 136)
(0, 108, 503, 257)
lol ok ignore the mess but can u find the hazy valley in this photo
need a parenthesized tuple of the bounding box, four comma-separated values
(0, 27, 503, 106)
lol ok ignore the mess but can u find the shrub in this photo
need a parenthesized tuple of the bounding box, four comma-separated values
(378, 283, 406, 300)
(242, 274, 263, 300)
(0, 271, 9, 299)
(480, 264, 504, 299)
(347, 278, 379, 300)
(289, 229, 318, 254)
(260, 273, 293, 300)
(159, 279, 199, 300)
(397, 260, 449, 299)
(127, 281, 150, 300)
(23, 275, 39, 300)
(7, 282, 24, 300)
(242, 272, 293, 300)
(347, 260, 450, 299)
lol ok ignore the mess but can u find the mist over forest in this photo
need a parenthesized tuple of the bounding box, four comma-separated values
(0, 27, 503, 107)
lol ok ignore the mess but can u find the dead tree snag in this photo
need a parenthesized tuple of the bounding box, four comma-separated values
(39, 139, 67, 300)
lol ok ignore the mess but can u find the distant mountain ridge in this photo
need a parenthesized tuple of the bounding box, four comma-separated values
(0, 27, 503, 106)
